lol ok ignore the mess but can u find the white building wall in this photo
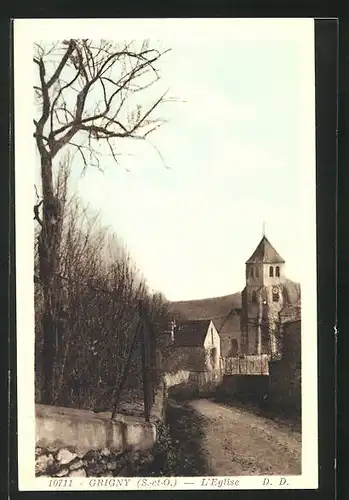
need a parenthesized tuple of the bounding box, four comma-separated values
(204, 320, 221, 369)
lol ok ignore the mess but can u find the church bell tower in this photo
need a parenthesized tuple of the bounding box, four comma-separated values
(241, 232, 286, 355)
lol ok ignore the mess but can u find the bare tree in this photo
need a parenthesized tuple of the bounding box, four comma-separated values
(34, 39, 171, 403)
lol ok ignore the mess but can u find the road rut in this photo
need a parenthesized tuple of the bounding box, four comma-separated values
(167, 399, 301, 476)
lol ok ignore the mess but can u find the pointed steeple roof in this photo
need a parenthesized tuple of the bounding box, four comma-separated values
(245, 236, 285, 264)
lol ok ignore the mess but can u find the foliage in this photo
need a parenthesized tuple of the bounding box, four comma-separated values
(150, 420, 180, 476)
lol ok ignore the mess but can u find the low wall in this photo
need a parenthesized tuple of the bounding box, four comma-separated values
(35, 404, 157, 477)
(164, 369, 223, 399)
(160, 346, 207, 372)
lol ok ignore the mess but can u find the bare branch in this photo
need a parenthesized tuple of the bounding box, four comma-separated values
(34, 57, 50, 157)
(69, 142, 88, 168)
(34, 184, 41, 201)
(46, 39, 76, 88)
(34, 200, 43, 226)
(105, 137, 120, 164)
(49, 65, 82, 138)
(49, 49, 166, 142)
(78, 123, 129, 139)
(130, 89, 169, 134)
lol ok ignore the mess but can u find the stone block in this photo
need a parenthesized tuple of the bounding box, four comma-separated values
(35, 453, 54, 475)
(101, 447, 111, 457)
(68, 468, 87, 477)
(57, 449, 77, 465)
(69, 459, 84, 471)
(55, 467, 70, 477)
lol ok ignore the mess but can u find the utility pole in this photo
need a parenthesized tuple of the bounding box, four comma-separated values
(110, 319, 140, 421)
(139, 300, 151, 423)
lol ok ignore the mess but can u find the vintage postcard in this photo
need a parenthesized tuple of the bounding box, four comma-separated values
(14, 18, 318, 491)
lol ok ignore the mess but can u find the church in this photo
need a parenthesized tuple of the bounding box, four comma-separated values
(169, 234, 301, 360)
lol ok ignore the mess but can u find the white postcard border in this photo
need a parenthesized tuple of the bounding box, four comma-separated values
(14, 18, 318, 491)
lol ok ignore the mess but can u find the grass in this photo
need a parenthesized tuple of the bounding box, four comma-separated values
(162, 399, 213, 476)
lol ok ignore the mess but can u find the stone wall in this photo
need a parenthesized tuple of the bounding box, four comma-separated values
(164, 369, 223, 399)
(159, 343, 224, 399)
(241, 281, 301, 357)
(160, 345, 207, 372)
(35, 445, 154, 477)
(35, 378, 167, 478)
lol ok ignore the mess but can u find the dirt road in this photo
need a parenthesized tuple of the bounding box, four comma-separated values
(167, 399, 301, 476)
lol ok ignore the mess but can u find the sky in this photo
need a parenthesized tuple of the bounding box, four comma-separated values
(33, 21, 316, 301)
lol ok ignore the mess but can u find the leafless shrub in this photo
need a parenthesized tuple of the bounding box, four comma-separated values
(35, 161, 171, 408)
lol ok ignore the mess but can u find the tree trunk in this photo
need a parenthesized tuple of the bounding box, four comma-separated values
(38, 154, 62, 404)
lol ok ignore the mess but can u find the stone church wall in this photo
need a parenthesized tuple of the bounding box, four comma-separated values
(241, 283, 299, 357)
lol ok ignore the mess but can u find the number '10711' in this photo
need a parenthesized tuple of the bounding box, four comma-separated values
(48, 478, 73, 487)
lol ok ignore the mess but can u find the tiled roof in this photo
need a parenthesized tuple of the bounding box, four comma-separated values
(169, 294, 243, 352)
(245, 236, 285, 264)
(217, 312, 241, 339)
(173, 319, 211, 347)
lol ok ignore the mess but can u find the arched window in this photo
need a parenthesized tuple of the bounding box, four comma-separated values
(250, 267, 254, 277)
(252, 291, 257, 303)
(255, 267, 259, 278)
(269, 266, 274, 277)
(275, 266, 280, 277)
